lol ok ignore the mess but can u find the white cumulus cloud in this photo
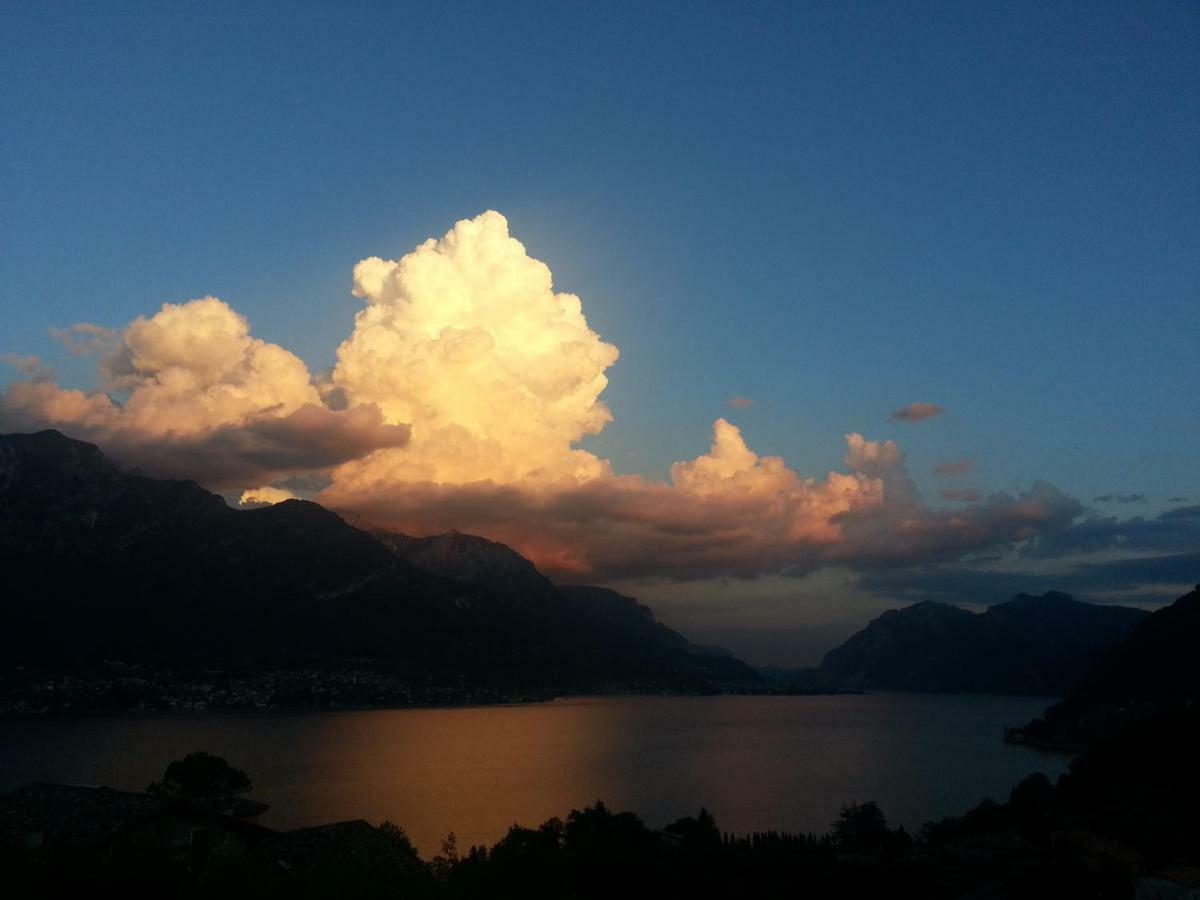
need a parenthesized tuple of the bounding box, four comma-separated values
(1, 211, 1086, 578)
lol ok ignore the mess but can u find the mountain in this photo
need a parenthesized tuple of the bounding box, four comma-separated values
(1011, 585, 1200, 747)
(815, 592, 1148, 695)
(0, 429, 760, 698)
(371, 530, 757, 686)
(370, 529, 561, 610)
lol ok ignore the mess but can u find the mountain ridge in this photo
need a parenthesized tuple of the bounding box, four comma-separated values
(811, 592, 1148, 696)
(0, 429, 762, 705)
(1011, 584, 1200, 747)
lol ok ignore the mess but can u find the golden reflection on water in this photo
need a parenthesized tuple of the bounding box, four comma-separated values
(0, 694, 1068, 856)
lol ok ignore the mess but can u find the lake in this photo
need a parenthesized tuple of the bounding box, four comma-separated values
(0, 693, 1070, 856)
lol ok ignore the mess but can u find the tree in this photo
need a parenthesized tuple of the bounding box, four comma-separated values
(379, 820, 418, 858)
(830, 801, 890, 853)
(146, 751, 252, 802)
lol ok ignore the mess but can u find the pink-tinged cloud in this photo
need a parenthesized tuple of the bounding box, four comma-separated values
(889, 402, 944, 422)
(940, 488, 982, 502)
(728, 395, 755, 408)
(323, 417, 1083, 580)
(0, 353, 53, 382)
(933, 458, 973, 477)
(49, 322, 118, 357)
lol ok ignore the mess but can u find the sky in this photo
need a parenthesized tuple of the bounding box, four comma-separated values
(2, 2, 1198, 664)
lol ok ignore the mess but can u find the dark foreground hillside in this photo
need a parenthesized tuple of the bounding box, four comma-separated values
(5, 712, 1196, 900)
(1011, 585, 1200, 748)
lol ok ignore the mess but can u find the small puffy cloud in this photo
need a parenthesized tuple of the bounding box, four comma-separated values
(889, 402, 944, 422)
(50, 322, 119, 357)
(0, 297, 407, 488)
(0, 353, 53, 382)
(933, 458, 972, 477)
(239, 485, 297, 506)
(940, 488, 981, 502)
(1093, 493, 1147, 504)
(843, 432, 903, 476)
(728, 395, 754, 409)
(1022, 503, 1200, 560)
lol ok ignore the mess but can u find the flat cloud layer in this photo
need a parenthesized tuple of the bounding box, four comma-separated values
(889, 402, 944, 422)
(1, 211, 1091, 578)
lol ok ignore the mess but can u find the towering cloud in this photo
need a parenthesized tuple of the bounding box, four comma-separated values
(1, 211, 1087, 579)
(329, 211, 618, 486)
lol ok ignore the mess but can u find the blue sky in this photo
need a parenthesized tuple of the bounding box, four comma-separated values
(2, 2, 1198, 659)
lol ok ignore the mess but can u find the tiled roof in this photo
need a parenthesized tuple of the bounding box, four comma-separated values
(0, 783, 272, 849)
(0, 783, 169, 848)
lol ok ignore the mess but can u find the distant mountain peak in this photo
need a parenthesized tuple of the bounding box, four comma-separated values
(369, 526, 557, 604)
(817, 590, 1148, 695)
(1002, 590, 1078, 608)
(904, 600, 971, 615)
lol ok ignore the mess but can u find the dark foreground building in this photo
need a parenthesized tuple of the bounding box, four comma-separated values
(0, 782, 428, 898)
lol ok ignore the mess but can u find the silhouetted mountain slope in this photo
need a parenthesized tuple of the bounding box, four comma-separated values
(816, 593, 1147, 695)
(0, 430, 759, 694)
(1014, 586, 1200, 747)
(371, 529, 561, 610)
(554, 586, 760, 686)
(369, 532, 760, 686)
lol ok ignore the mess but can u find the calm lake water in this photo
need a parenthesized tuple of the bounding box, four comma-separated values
(0, 693, 1069, 856)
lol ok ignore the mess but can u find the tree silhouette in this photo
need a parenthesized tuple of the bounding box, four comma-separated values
(146, 751, 252, 802)
(830, 802, 890, 853)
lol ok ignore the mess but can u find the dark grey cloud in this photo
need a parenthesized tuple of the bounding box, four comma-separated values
(1093, 493, 1147, 504)
(1023, 503, 1200, 559)
(939, 488, 981, 502)
(339, 471, 1087, 582)
(860, 502, 1200, 609)
(888, 402, 944, 422)
(933, 458, 972, 477)
(2, 403, 409, 489)
(1071, 552, 1200, 591)
(857, 552, 1199, 608)
(855, 565, 1073, 607)
(1159, 504, 1200, 521)
(123, 403, 410, 488)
